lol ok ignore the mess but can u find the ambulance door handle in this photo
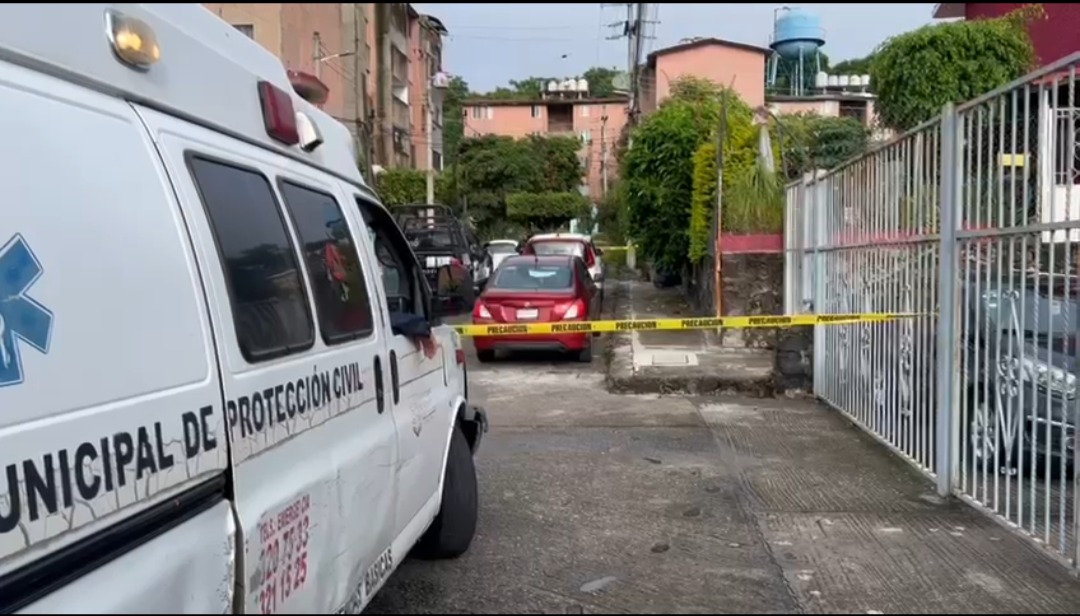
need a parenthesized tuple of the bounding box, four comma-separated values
(374, 356, 385, 414)
(389, 350, 400, 404)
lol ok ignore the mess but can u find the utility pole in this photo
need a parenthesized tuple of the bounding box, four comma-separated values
(600, 110, 609, 197)
(313, 31, 322, 79)
(625, 3, 637, 119)
(425, 86, 435, 204)
(606, 4, 638, 122)
(630, 3, 647, 123)
(714, 88, 729, 319)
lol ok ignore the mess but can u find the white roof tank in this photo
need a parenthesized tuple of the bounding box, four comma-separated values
(577, 78, 588, 94)
(546, 80, 559, 92)
(827, 75, 839, 87)
(860, 74, 871, 86)
(838, 75, 850, 87)
(815, 71, 828, 88)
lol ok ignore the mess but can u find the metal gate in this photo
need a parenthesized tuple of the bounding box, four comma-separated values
(784, 53, 1080, 565)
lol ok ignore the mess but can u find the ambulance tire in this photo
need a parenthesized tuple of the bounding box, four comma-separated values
(417, 427, 479, 560)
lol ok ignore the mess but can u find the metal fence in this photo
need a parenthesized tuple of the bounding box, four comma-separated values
(784, 52, 1080, 565)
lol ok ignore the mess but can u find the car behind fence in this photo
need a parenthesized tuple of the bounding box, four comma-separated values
(785, 52, 1080, 565)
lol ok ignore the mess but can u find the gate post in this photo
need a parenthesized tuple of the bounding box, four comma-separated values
(935, 102, 962, 497)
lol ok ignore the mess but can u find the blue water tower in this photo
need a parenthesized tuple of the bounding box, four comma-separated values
(767, 7, 826, 96)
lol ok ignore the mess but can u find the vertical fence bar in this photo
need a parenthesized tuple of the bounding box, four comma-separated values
(937, 102, 961, 496)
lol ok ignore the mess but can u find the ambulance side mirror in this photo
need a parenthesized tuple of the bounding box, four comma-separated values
(430, 263, 475, 318)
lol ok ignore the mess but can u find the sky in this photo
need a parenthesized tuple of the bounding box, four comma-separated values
(412, 3, 940, 92)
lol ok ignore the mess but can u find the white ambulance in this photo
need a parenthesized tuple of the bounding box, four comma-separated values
(0, 4, 487, 613)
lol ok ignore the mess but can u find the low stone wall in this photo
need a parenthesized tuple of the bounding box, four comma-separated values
(773, 326, 813, 394)
(717, 253, 784, 348)
(683, 250, 815, 395)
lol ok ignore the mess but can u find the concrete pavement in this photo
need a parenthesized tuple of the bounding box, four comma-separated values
(366, 341, 1080, 613)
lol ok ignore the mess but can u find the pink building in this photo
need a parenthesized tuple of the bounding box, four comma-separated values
(641, 37, 770, 112)
(463, 96, 630, 203)
(409, 13, 448, 171)
(202, 3, 353, 124)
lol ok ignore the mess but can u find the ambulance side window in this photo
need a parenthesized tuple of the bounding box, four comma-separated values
(188, 155, 315, 362)
(278, 180, 375, 344)
(355, 198, 427, 319)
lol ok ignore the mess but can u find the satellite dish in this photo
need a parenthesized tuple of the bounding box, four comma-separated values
(611, 71, 630, 93)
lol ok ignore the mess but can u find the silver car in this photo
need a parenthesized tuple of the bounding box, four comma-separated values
(484, 239, 520, 272)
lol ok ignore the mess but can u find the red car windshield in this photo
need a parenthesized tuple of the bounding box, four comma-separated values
(490, 263, 574, 291)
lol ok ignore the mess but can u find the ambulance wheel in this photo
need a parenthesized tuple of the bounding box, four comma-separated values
(417, 427, 479, 559)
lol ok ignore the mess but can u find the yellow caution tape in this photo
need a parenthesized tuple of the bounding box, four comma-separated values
(452, 312, 921, 337)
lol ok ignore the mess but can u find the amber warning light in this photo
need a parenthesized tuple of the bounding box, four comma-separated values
(105, 10, 161, 70)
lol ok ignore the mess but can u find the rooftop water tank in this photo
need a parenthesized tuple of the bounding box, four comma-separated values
(815, 71, 828, 88)
(577, 78, 589, 94)
(838, 75, 850, 87)
(827, 75, 839, 87)
(770, 6, 825, 60)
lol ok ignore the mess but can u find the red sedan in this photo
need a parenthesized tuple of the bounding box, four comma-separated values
(472, 254, 601, 363)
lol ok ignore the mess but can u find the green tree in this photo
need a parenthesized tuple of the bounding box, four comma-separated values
(831, 54, 874, 77)
(375, 168, 449, 206)
(596, 180, 629, 244)
(582, 67, 619, 98)
(442, 75, 470, 166)
(507, 191, 590, 230)
(454, 134, 584, 237)
(778, 114, 871, 180)
(621, 76, 733, 271)
(871, 4, 1043, 131)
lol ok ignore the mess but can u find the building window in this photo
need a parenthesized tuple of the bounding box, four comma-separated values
(580, 105, 591, 118)
(233, 24, 255, 39)
(531, 105, 543, 119)
(433, 151, 443, 171)
(472, 106, 494, 120)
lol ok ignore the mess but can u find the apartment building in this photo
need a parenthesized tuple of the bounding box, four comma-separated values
(640, 37, 879, 131)
(464, 91, 630, 204)
(640, 38, 770, 113)
(202, 3, 447, 172)
(411, 13, 448, 172)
